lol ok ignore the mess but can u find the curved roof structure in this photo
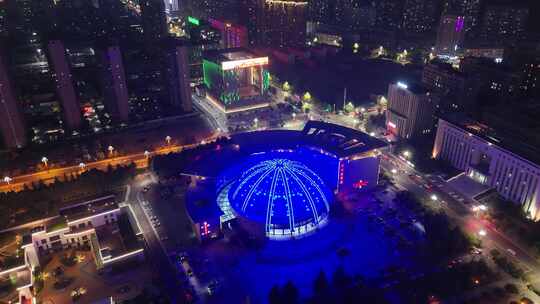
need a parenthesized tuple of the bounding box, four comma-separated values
(228, 158, 331, 239)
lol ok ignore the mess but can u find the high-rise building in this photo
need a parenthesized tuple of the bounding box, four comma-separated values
(374, 0, 404, 31)
(208, 19, 248, 49)
(308, 0, 334, 24)
(432, 116, 540, 220)
(386, 82, 434, 140)
(460, 56, 520, 102)
(401, 0, 442, 35)
(98, 46, 130, 123)
(0, 47, 26, 149)
(240, 0, 265, 46)
(164, 39, 192, 113)
(0, 1, 7, 38)
(443, 0, 482, 34)
(435, 14, 465, 56)
(47, 40, 82, 131)
(140, 0, 168, 45)
(422, 60, 477, 113)
(335, 0, 376, 31)
(479, 3, 529, 46)
(261, 0, 308, 48)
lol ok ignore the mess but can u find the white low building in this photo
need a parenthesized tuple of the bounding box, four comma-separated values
(433, 117, 540, 219)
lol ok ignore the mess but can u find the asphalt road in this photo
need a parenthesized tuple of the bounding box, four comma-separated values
(126, 174, 183, 303)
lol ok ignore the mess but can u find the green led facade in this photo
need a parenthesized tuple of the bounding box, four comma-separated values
(203, 50, 270, 111)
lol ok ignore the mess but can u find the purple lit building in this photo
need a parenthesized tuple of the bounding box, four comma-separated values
(47, 40, 82, 131)
(435, 14, 465, 57)
(99, 46, 130, 123)
(0, 48, 26, 149)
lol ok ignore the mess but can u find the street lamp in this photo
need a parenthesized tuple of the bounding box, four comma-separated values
(144, 150, 150, 158)
(253, 117, 259, 127)
(391, 168, 397, 174)
(3, 176, 12, 184)
(108, 145, 114, 156)
(79, 162, 85, 170)
(402, 151, 411, 159)
(165, 135, 172, 145)
(292, 113, 296, 120)
(478, 229, 487, 237)
(41, 156, 48, 167)
(430, 194, 438, 201)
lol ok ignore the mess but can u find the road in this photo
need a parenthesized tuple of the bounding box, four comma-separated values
(126, 174, 183, 303)
(381, 153, 540, 301)
(0, 135, 219, 194)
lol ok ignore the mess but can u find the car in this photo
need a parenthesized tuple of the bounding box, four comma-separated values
(142, 187, 150, 193)
(160, 235, 169, 241)
(186, 268, 194, 277)
(178, 252, 189, 262)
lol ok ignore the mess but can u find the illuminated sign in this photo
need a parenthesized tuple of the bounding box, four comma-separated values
(353, 180, 369, 189)
(188, 16, 200, 26)
(387, 121, 397, 129)
(221, 57, 269, 70)
(397, 82, 408, 89)
(455, 16, 464, 33)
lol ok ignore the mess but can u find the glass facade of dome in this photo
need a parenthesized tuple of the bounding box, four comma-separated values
(228, 158, 332, 239)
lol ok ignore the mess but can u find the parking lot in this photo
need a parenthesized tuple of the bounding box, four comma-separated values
(39, 250, 152, 304)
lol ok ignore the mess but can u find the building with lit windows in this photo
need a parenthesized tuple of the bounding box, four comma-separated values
(386, 82, 434, 140)
(184, 121, 387, 241)
(422, 60, 478, 114)
(401, 0, 441, 36)
(0, 46, 27, 149)
(432, 116, 540, 220)
(479, 3, 529, 46)
(203, 48, 270, 113)
(435, 14, 465, 57)
(208, 18, 248, 49)
(47, 40, 83, 131)
(261, 0, 308, 48)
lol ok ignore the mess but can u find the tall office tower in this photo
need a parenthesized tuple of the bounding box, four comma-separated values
(140, 0, 168, 45)
(0, 47, 26, 149)
(262, 0, 308, 48)
(308, 0, 334, 24)
(386, 82, 434, 140)
(208, 19, 248, 49)
(47, 40, 82, 131)
(422, 60, 477, 113)
(0, 1, 7, 38)
(98, 46, 130, 123)
(435, 14, 465, 56)
(163, 39, 192, 113)
(334, 0, 376, 31)
(401, 0, 442, 35)
(479, 3, 529, 46)
(443, 0, 482, 34)
(164, 0, 180, 13)
(374, 0, 404, 31)
(240, 0, 264, 46)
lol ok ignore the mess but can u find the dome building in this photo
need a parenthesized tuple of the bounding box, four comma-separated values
(226, 158, 332, 240)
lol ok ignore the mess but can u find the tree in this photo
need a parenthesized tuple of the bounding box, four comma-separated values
(282, 281, 299, 304)
(268, 285, 281, 304)
(313, 270, 329, 295)
(333, 266, 352, 291)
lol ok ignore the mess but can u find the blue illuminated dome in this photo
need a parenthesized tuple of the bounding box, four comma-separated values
(228, 158, 332, 240)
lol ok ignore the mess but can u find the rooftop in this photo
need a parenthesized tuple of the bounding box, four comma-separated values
(59, 195, 118, 223)
(442, 114, 540, 167)
(203, 47, 268, 64)
(301, 120, 388, 158)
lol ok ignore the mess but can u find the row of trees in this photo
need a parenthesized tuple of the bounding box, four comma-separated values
(0, 163, 136, 228)
(268, 267, 388, 304)
(396, 191, 471, 263)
